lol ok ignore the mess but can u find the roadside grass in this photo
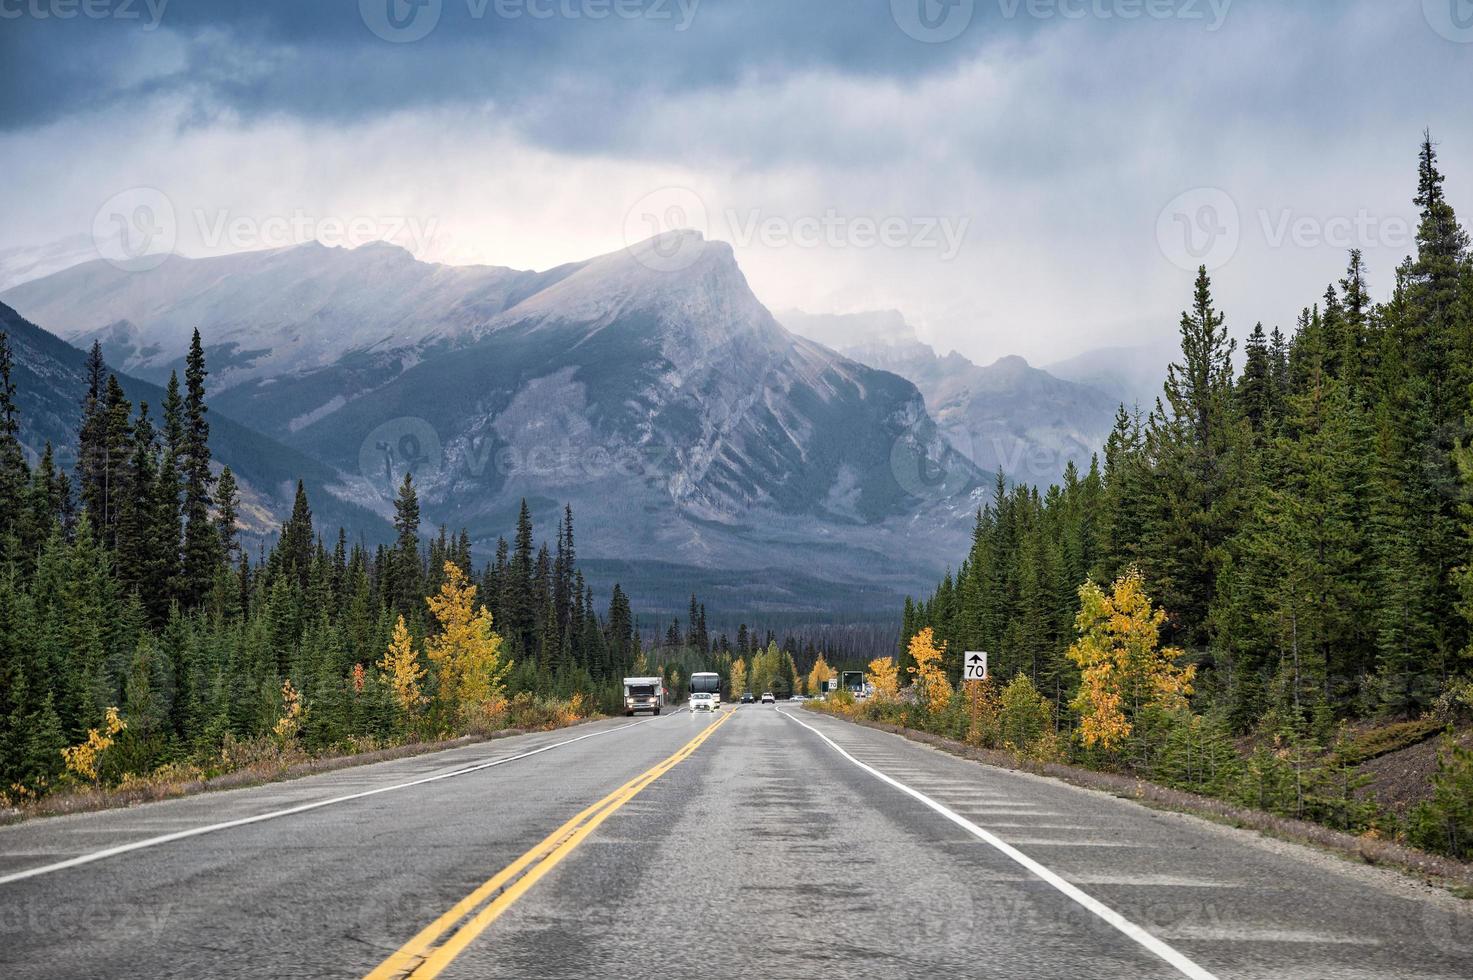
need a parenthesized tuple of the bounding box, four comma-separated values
(1334, 716, 1447, 766)
(0, 698, 602, 828)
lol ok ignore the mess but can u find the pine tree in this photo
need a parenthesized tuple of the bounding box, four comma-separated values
(116, 402, 161, 621)
(1142, 268, 1240, 649)
(76, 342, 108, 535)
(1237, 323, 1275, 438)
(391, 473, 422, 619)
(179, 330, 217, 607)
(215, 466, 240, 561)
(507, 499, 535, 655)
(0, 332, 30, 549)
(279, 480, 314, 589)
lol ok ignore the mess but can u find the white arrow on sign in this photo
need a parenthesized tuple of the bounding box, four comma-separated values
(963, 651, 988, 681)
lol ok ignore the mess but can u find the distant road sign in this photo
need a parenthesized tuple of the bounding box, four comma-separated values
(963, 652, 988, 681)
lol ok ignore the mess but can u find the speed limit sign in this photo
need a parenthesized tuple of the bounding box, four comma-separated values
(963, 651, 988, 681)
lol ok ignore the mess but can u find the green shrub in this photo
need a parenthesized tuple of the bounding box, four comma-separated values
(998, 675, 1051, 749)
(1409, 736, 1473, 860)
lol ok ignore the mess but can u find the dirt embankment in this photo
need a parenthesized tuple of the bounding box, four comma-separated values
(1355, 725, 1473, 819)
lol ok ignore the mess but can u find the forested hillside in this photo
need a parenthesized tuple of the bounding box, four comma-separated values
(897, 135, 1473, 857)
(0, 331, 647, 802)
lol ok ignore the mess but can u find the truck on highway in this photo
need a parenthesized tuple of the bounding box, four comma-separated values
(622, 676, 665, 716)
(689, 671, 721, 711)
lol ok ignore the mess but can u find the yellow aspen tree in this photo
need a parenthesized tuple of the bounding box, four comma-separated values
(61, 707, 126, 782)
(867, 656, 899, 701)
(907, 628, 953, 713)
(425, 562, 511, 716)
(807, 654, 836, 695)
(729, 657, 747, 699)
(272, 679, 304, 743)
(1066, 568, 1195, 750)
(379, 615, 427, 719)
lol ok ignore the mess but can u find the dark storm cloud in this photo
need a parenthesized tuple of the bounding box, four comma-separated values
(0, 0, 1033, 134)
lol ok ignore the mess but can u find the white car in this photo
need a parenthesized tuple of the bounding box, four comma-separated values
(690, 693, 717, 711)
(760, 692, 776, 704)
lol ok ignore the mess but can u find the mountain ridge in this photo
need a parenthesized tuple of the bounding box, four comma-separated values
(777, 309, 1120, 485)
(2, 235, 983, 601)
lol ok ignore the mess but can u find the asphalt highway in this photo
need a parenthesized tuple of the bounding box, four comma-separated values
(1, 705, 1470, 979)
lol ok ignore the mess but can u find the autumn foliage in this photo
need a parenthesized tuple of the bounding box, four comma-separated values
(1066, 568, 1195, 749)
(61, 707, 126, 782)
(425, 562, 512, 720)
(906, 628, 953, 712)
(379, 615, 427, 720)
(866, 656, 899, 701)
(807, 654, 836, 696)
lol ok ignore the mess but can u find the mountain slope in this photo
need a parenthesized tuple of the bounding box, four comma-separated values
(0, 241, 578, 388)
(0, 300, 394, 544)
(780, 309, 1120, 484)
(2, 236, 980, 597)
(286, 234, 981, 583)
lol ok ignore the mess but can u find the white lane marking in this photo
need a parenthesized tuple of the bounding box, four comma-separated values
(1068, 874, 1238, 888)
(0, 713, 678, 886)
(978, 823, 1093, 830)
(1000, 839, 1144, 847)
(954, 810, 1069, 819)
(779, 709, 1220, 980)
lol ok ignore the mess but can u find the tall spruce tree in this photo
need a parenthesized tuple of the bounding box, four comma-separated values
(0, 332, 30, 547)
(179, 330, 217, 606)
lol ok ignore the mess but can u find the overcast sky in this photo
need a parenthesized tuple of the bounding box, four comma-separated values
(2, 0, 1470, 365)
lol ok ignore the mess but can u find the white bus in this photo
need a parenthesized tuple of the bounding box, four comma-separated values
(622, 676, 665, 716)
(689, 671, 722, 711)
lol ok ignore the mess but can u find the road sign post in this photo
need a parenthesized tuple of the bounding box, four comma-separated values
(963, 651, 988, 682)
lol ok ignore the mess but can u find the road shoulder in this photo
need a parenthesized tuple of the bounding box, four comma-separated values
(800, 707, 1473, 900)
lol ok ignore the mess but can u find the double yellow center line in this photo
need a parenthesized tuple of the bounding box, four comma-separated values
(366, 709, 737, 979)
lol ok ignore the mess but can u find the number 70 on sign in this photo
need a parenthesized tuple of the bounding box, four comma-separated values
(963, 651, 988, 681)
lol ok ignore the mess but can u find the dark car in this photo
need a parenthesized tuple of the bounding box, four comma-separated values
(740, 692, 755, 704)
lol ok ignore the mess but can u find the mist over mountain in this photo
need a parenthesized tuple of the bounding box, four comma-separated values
(779, 309, 1120, 485)
(1044, 345, 1171, 413)
(0, 235, 97, 293)
(3, 235, 984, 610)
